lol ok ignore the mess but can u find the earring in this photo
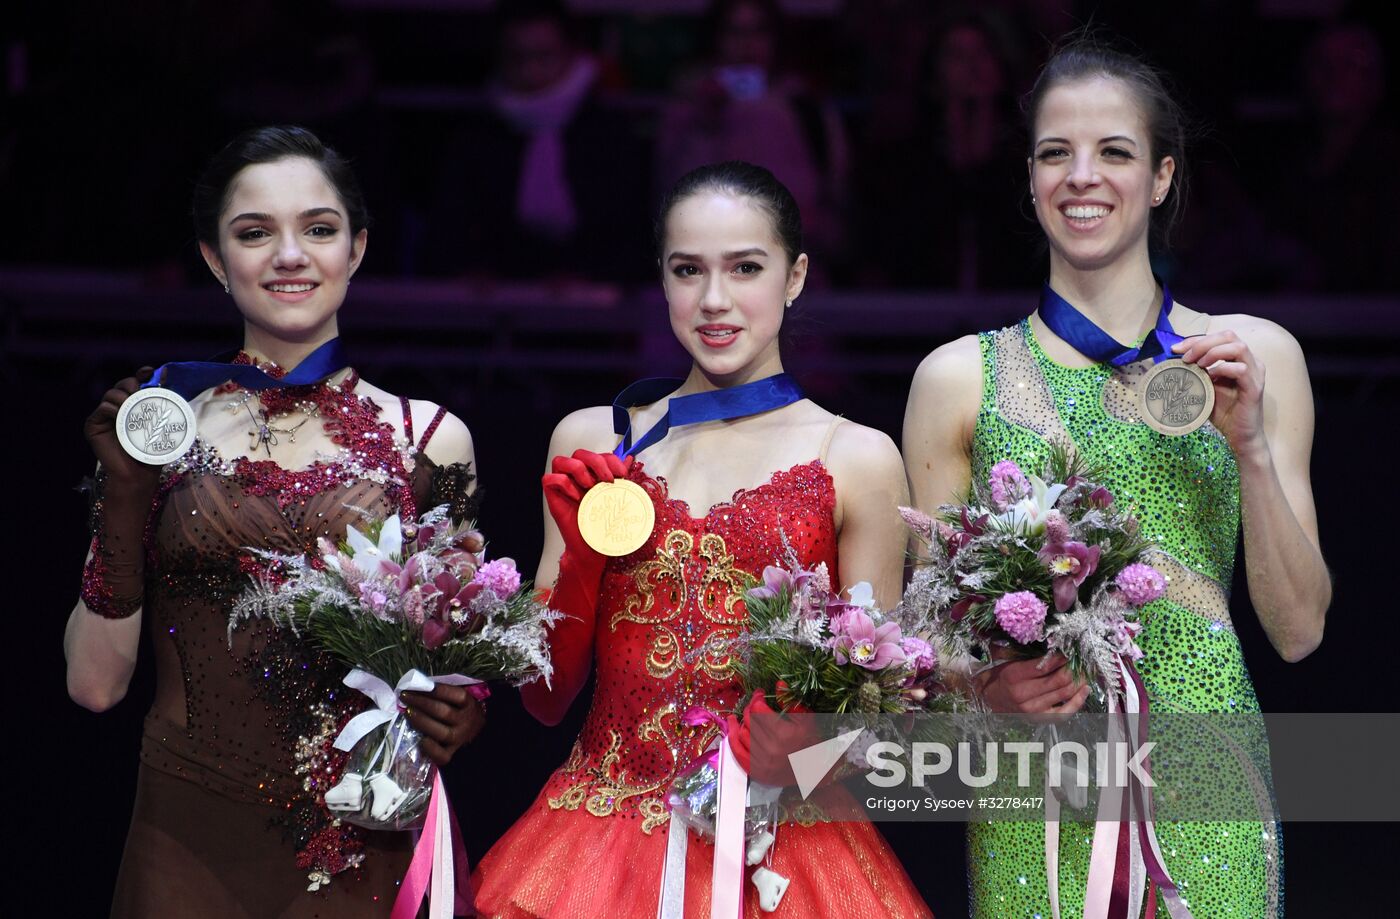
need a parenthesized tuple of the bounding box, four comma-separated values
(784, 299, 793, 309)
(1153, 194, 1162, 204)
(1030, 195, 1037, 204)
(222, 282, 230, 294)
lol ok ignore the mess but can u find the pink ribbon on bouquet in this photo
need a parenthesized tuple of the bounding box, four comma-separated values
(1045, 655, 1192, 919)
(391, 768, 471, 919)
(656, 707, 748, 919)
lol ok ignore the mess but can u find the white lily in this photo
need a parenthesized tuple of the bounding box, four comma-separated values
(993, 474, 1068, 536)
(342, 515, 404, 577)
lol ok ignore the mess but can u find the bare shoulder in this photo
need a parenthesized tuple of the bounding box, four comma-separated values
(911, 334, 982, 392)
(825, 419, 904, 482)
(415, 407, 474, 465)
(1208, 312, 1308, 373)
(549, 405, 619, 455)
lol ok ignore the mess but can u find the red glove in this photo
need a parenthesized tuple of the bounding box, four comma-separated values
(521, 450, 633, 726)
(724, 682, 820, 787)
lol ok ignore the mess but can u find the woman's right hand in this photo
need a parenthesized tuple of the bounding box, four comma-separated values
(542, 449, 633, 558)
(84, 368, 162, 486)
(972, 651, 1090, 715)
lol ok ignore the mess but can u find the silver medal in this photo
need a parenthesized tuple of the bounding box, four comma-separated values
(116, 387, 197, 464)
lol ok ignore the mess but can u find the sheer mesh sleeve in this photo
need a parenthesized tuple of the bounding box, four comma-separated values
(79, 469, 161, 619)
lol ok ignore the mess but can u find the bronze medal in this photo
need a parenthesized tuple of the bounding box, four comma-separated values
(578, 479, 655, 557)
(1139, 359, 1215, 436)
(115, 387, 198, 464)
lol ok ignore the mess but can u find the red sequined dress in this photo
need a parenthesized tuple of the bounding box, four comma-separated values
(473, 457, 932, 918)
(97, 370, 477, 918)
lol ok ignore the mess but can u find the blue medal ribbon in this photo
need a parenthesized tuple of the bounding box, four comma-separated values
(143, 337, 350, 399)
(611, 373, 806, 458)
(1037, 284, 1184, 366)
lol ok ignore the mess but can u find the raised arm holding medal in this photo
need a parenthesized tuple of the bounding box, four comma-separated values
(902, 34, 1330, 918)
(474, 163, 932, 917)
(65, 126, 486, 916)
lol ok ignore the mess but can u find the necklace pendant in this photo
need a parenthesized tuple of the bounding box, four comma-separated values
(249, 423, 278, 455)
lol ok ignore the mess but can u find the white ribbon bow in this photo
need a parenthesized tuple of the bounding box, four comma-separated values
(334, 668, 482, 752)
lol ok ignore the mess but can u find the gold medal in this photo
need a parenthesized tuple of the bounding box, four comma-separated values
(1139, 359, 1215, 436)
(578, 478, 655, 557)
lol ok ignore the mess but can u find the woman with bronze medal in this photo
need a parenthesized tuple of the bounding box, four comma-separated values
(65, 126, 486, 916)
(903, 35, 1330, 918)
(471, 163, 932, 917)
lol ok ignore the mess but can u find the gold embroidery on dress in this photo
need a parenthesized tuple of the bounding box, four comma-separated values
(611, 530, 691, 629)
(547, 704, 704, 835)
(646, 625, 681, 679)
(698, 533, 753, 624)
(557, 528, 760, 832)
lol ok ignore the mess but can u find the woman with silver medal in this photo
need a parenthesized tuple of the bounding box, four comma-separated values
(903, 34, 1330, 919)
(66, 126, 486, 917)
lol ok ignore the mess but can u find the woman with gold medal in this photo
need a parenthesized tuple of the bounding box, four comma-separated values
(471, 162, 933, 917)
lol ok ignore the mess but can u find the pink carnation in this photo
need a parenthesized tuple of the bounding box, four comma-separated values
(901, 637, 938, 674)
(471, 559, 522, 597)
(989, 460, 1031, 511)
(994, 591, 1048, 645)
(1115, 563, 1166, 606)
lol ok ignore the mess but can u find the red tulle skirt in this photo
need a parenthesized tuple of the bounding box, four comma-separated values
(472, 785, 932, 918)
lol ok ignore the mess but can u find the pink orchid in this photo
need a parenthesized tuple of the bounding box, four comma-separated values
(1038, 538, 1101, 613)
(428, 571, 484, 627)
(748, 564, 813, 602)
(828, 610, 907, 670)
(960, 507, 989, 537)
(947, 594, 986, 622)
(1108, 617, 1145, 661)
(421, 617, 451, 651)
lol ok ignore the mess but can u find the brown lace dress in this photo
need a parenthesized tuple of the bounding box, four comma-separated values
(99, 376, 477, 918)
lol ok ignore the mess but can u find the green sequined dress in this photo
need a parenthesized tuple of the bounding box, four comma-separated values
(966, 321, 1282, 918)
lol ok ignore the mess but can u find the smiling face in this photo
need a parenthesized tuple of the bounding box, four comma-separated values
(199, 157, 366, 350)
(661, 190, 807, 385)
(1028, 76, 1174, 273)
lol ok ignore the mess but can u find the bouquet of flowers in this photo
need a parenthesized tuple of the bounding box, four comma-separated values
(232, 505, 560, 830)
(899, 445, 1164, 697)
(664, 542, 945, 913)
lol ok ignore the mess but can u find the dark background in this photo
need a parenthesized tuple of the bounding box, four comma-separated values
(5, 1, 1397, 915)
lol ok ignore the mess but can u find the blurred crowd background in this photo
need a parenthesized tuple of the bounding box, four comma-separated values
(5, 0, 1397, 293)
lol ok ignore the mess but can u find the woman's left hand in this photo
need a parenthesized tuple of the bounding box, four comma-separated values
(400, 684, 487, 766)
(1173, 330, 1268, 455)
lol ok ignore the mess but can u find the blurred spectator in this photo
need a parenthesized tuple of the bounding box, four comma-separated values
(852, 11, 1040, 290)
(423, 0, 650, 282)
(1258, 20, 1400, 291)
(655, 0, 851, 277)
